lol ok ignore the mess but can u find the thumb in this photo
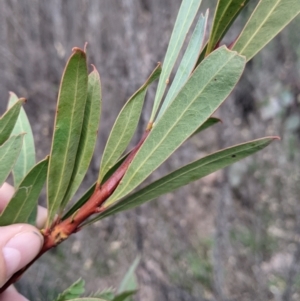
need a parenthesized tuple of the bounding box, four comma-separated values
(0, 224, 43, 288)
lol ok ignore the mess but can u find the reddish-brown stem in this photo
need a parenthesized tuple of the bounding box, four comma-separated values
(0, 129, 150, 294)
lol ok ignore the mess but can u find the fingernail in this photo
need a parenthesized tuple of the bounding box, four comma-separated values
(2, 231, 43, 279)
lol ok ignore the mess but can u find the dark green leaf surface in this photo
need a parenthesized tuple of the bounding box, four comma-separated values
(54, 279, 85, 301)
(0, 157, 49, 226)
(157, 11, 208, 120)
(150, 0, 202, 121)
(61, 66, 101, 209)
(98, 64, 161, 183)
(8, 92, 36, 188)
(47, 48, 88, 226)
(232, 0, 300, 61)
(0, 135, 23, 186)
(206, 0, 250, 54)
(105, 47, 245, 207)
(192, 117, 221, 136)
(97, 137, 277, 220)
(0, 97, 24, 146)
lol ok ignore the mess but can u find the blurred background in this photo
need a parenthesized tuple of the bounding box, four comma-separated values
(0, 0, 300, 300)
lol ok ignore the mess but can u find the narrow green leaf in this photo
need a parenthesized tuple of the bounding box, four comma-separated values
(0, 157, 49, 226)
(192, 117, 221, 136)
(98, 64, 161, 183)
(8, 92, 36, 188)
(118, 257, 140, 294)
(54, 279, 85, 301)
(206, 0, 250, 54)
(232, 0, 300, 61)
(0, 135, 23, 187)
(105, 47, 245, 207)
(195, 43, 208, 67)
(0, 97, 24, 146)
(157, 11, 208, 120)
(47, 48, 88, 226)
(61, 66, 101, 210)
(150, 0, 202, 121)
(96, 137, 277, 220)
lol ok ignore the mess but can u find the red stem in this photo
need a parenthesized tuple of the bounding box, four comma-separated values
(0, 129, 150, 293)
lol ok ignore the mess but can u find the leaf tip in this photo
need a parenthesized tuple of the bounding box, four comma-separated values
(71, 47, 86, 57)
(19, 97, 27, 104)
(84, 42, 88, 53)
(272, 136, 281, 141)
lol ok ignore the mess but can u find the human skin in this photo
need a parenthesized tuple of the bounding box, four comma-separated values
(0, 183, 47, 301)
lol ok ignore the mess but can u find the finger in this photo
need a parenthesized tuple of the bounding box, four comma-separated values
(0, 183, 47, 229)
(0, 224, 43, 287)
(0, 285, 29, 301)
(0, 184, 14, 212)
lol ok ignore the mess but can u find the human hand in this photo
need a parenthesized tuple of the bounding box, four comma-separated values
(0, 183, 47, 301)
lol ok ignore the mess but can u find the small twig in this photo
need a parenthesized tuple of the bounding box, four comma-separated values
(0, 129, 150, 293)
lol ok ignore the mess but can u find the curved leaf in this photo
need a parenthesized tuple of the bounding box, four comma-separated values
(61, 66, 101, 209)
(0, 135, 23, 186)
(206, 0, 250, 54)
(98, 64, 161, 183)
(150, 0, 203, 121)
(0, 157, 49, 226)
(232, 0, 300, 61)
(94, 137, 277, 221)
(0, 97, 24, 146)
(8, 92, 35, 188)
(157, 11, 208, 120)
(105, 47, 246, 207)
(192, 117, 221, 136)
(47, 48, 88, 226)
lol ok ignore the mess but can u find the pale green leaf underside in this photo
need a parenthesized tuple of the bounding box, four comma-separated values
(8, 92, 36, 188)
(0, 98, 24, 146)
(94, 137, 276, 221)
(47, 49, 88, 226)
(233, 0, 300, 61)
(206, 0, 250, 54)
(118, 257, 140, 294)
(0, 157, 49, 226)
(54, 279, 85, 301)
(98, 64, 161, 183)
(0, 135, 23, 187)
(150, 0, 202, 121)
(157, 11, 208, 120)
(105, 47, 245, 207)
(60, 67, 102, 210)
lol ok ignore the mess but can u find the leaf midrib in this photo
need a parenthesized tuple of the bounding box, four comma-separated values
(101, 88, 144, 179)
(52, 57, 81, 208)
(237, 0, 280, 53)
(156, 0, 199, 104)
(209, 0, 233, 49)
(106, 140, 268, 214)
(110, 52, 236, 202)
